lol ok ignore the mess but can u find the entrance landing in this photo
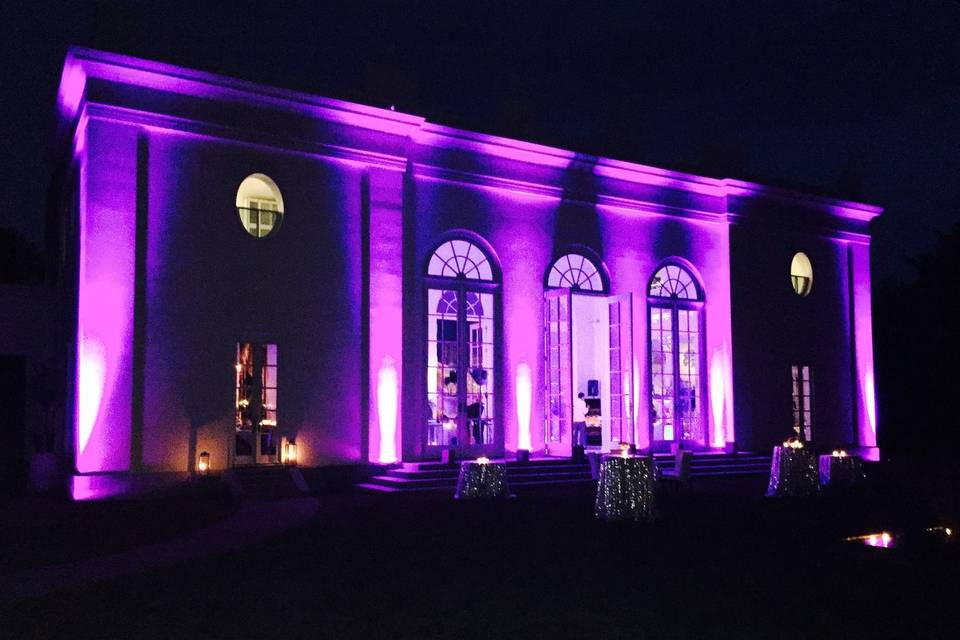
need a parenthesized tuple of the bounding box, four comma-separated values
(358, 451, 772, 493)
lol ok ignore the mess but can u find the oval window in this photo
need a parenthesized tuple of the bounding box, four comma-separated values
(790, 252, 813, 297)
(235, 174, 284, 238)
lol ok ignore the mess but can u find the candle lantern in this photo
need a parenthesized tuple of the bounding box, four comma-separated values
(283, 441, 298, 466)
(198, 451, 210, 475)
(783, 437, 804, 449)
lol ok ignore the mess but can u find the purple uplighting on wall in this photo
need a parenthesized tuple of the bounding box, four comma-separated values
(376, 357, 399, 464)
(74, 117, 138, 475)
(709, 353, 729, 448)
(851, 243, 878, 448)
(515, 363, 532, 451)
(56, 48, 882, 495)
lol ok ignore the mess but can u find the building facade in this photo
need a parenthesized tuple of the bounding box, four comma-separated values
(53, 49, 880, 499)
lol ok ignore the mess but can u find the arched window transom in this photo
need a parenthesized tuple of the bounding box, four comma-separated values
(649, 264, 702, 301)
(547, 253, 605, 292)
(427, 240, 494, 281)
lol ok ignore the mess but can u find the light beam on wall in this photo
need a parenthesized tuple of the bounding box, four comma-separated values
(632, 354, 641, 446)
(516, 363, 532, 451)
(376, 357, 399, 463)
(76, 337, 105, 455)
(864, 370, 876, 437)
(709, 353, 727, 448)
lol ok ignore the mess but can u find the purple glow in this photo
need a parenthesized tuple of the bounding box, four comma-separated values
(56, 47, 885, 483)
(846, 532, 894, 549)
(631, 353, 640, 445)
(368, 168, 404, 463)
(71, 474, 128, 501)
(709, 354, 727, 448)
(515, 363, 532, 451)
(76, 338, 105, 454)
(74, 119, 138, 474)
(490, 206, 553, 454)
(376, 357, 399, 464)
(57, 57, 86, 121)
(68, 47, 423, 139)
(864, 371, 877, 436)
(851, 243, 877, 447)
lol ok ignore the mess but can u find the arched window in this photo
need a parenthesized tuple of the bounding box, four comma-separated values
(648, 264, 702, 300)
(427, 239, 494, 281)
(235, 174, 284, 238)
(424, 237, 499, 453)
(546, 253, 606, 292)
(648, 262, 706, 449)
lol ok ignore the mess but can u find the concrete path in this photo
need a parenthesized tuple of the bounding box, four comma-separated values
(0, 497, 319, 603)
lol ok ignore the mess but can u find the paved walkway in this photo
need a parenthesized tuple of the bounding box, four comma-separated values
(0, 497, 319, 603)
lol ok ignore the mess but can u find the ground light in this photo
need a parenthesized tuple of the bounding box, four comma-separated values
(924, 526, 954, 540)
(844, 532, 894, 548)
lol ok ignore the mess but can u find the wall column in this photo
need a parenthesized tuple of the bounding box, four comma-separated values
(367, 167, 405, 463)
(850, 241, 877, 448)
(74, 117, 139, 483)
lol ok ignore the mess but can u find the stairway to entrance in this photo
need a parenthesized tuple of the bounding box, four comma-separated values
(356, 451, 772, 493)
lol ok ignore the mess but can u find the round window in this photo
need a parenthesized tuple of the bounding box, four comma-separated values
(790, 252, 813, 297)
(235, 174, 284, 238)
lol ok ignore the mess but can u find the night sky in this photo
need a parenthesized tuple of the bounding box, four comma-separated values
(4, 0, 959, 284)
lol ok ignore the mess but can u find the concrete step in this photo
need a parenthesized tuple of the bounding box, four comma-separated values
(358, 453, 774, 493)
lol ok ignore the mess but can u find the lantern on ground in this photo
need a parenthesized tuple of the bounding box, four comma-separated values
(283, 441, 298, 466)
(198, 451, 210, 476)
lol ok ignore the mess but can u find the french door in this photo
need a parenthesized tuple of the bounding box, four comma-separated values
(425, 287, 497, 457)
(543, 289, 633, 456)
(543, 289, 573, 456)
(649, 304, 705, 450)
(234, 342, 279, 465)
(607, 294, 634, 446)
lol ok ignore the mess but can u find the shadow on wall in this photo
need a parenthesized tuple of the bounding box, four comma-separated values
(651, 218, 695, 261)
(185, 381, 231, 472)
(553, 155, 603, 260)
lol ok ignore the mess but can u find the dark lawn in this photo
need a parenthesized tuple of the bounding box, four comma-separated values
(1, 461, 958, 639)
(0, 481, 236, 575)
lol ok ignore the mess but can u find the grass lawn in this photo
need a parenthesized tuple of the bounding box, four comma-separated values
(0, 482, 235, 575)
(1, 461, 958, 639)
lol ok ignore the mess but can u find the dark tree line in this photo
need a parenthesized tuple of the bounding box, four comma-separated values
(875, 221, 960, 452)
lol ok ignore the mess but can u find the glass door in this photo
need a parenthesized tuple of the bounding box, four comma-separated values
(607, 294, 634, 448)
(234, 343, 279, 465)
(543, 288, 573, 456)
(426, 288, 497, 457)
(791, 365, 813, 441)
